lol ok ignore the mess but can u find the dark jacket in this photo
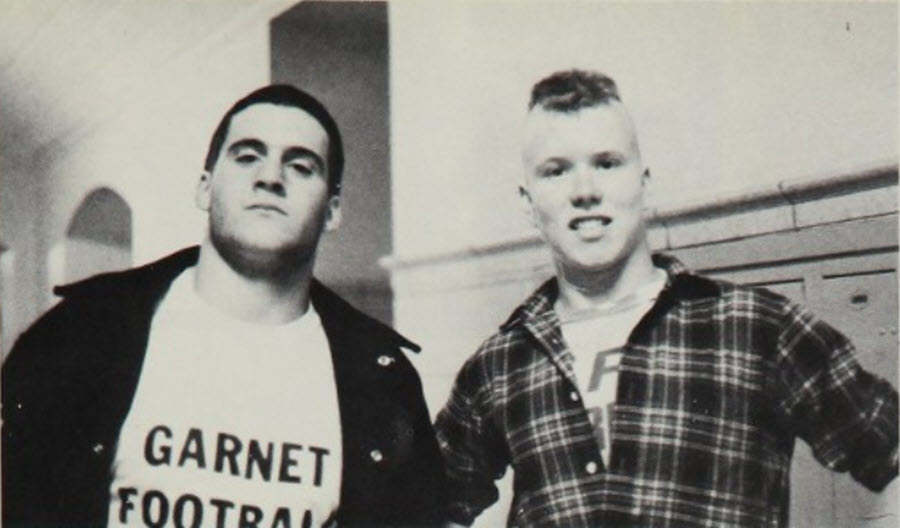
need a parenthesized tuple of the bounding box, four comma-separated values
(2, 247, 446, 527)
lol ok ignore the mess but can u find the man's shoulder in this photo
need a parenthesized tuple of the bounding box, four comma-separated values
(15, 246, 197, 336)
(474, 325, 527, 360)
(497, 277, 558, 331)
(52, 246, 199, 302)
(6, 247, 199, 362)
(674, 271, 796, 314)
(461, 278, 558, 366)
(654, 252, 794, 310)
(310, 279, 420, 354)
(666, 271, 812, 347)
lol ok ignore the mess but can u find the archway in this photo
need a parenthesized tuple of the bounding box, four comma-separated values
(65, 187, 132, 283)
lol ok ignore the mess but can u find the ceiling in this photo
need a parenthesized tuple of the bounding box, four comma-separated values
(0, 0, 297, 166)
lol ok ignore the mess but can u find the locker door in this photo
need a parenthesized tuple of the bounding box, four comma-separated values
(811, 271, 898, 528)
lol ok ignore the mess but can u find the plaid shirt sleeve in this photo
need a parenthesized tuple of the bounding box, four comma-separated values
(775, 300, 899, 490)
(434, 337, 512, 526)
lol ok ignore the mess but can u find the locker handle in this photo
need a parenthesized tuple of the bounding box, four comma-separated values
(850, 291, 869, 309)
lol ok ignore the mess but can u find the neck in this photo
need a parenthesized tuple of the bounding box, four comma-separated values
(194, 238, 314, 324)
(555, 241, 658, 317)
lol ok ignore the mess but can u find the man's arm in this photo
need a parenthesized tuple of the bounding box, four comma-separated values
(774, 301, 898, 490)
(390, 355, 450, 526)
(2, 304, 68, 524)
(434, 352, 509, 526)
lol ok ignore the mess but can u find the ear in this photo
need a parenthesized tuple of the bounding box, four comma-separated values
(195, 172, 212, 211)
(518, 185, 538, 228)
(323, 195, 342, 232)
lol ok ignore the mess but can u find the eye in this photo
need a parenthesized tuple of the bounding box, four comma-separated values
(234, 152, 260, 165)
(594, 155, 623, 170)
(286, 161, 316, 177)
(540, 164, 566, 178)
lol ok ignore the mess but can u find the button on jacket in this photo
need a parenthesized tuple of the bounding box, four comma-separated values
(2, 247, 446, 527)
(435, 255, 897, 527)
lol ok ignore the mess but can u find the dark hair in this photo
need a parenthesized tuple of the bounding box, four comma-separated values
(203, 84, 344, 196)
(529, 69, 621, 112)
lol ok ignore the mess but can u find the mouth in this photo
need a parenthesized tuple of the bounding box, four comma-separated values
(568, 215, 612, 231)
(246, 204, 287, 215)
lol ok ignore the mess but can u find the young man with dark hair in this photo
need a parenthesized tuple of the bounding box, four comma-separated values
(3, 84, 445, 527)
(435, 69, 897, 527)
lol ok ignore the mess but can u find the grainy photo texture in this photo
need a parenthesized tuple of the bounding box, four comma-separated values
(0, 1, 896, 527)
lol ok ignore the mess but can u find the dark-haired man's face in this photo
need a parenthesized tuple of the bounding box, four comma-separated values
(520, 102, 647, 277)
(196, 103, 340, 277)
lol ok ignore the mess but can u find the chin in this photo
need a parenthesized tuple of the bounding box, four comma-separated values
(575, 260, 618, 275)
(565, 248, 629, 274)
(211, 230, 317, 280)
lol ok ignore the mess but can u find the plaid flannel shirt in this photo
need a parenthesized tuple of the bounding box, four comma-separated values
(435, 255, 898, 527)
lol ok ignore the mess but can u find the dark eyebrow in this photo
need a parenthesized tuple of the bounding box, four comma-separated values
(226, 138, 267, 157)
(282, 146, 325, 172)
(593, 151, 624, 160)
(539, 157, 571, 168)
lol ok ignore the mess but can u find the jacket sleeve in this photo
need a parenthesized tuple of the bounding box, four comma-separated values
(397, 356, 449, 526)
(334, 340, 449, 528)
(774, 301, 898, 490)
(434, 347, 509, 526)
(2, 302, 73, 525)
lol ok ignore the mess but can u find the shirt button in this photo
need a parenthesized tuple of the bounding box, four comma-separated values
(585, 461, 598, 475)
(569, 391, 580, 402)
(377, 355, 395, 367)
(369, 449, 384, 463)
(92, 443, 105, 454)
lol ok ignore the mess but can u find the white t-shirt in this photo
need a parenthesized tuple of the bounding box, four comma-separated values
(560, 269, 667, 465)
(107, 268, 342, 528)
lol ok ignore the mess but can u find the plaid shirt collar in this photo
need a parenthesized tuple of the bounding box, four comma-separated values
(500, 254, 711, 331)
(499, 254, 718, 387)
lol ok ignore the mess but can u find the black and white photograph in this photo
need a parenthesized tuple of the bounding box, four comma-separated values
(0, 1, 897, 527)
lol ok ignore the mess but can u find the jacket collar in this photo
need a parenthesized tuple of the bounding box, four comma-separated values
(54, 246, 200, 302)
(499, 253, 720, 332)
(310, 279, 420, 353)
(53, 245, 419, 353)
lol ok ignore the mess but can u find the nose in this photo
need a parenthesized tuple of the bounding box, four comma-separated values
(253, 159, 286, 196)
(570, 165, 601, 209)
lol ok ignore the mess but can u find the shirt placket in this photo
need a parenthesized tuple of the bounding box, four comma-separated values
(522, 313, 608, 476)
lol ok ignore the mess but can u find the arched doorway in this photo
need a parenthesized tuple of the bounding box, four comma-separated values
(65, 187, 132, 283)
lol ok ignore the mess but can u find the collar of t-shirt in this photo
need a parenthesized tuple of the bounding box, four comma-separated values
(107, 267, 343, 528)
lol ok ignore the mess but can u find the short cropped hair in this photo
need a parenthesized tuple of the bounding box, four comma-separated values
(529, 69, 621, 113)
(203, 84, 344, 196)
